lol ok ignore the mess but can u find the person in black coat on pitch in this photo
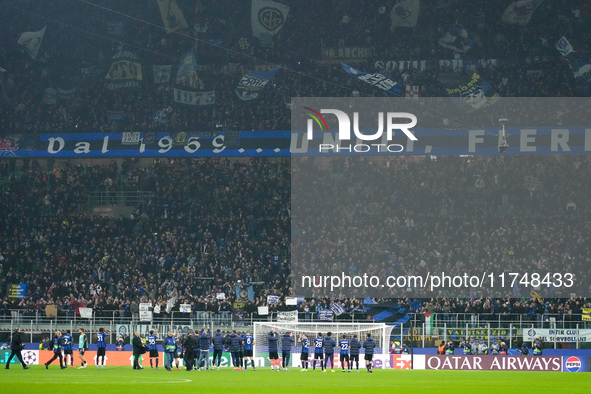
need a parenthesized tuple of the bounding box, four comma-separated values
(132, 331, 144, 370)
(5, 328, 30, 369)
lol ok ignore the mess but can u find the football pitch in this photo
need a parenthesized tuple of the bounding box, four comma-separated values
(1, 366, 590, 393)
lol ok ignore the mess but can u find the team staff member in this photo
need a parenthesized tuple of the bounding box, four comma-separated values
(349, 334, 361, 372)
(132, 331, 144, 370)
(242, 330, 255, 371)
(183, 330, 196, 371)
(281, 331, 294, 371)
(4, 328, 30, 370)
(339, 335, 350, 372)
(323, 332, 336, 372)
(78, 328, 88, 369)
(362, 333, 375, 373)
(45, 330, 65, 369)
(96, 327, 107, 368)
(212, 329, 225, 370)
(148, 329, 159, 369)
(164, 331, 176, 371)
(299, 334, 309, 371)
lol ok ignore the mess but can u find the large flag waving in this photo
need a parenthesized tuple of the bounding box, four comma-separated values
(390, 0, 420, 30)
(363, 298, 410, 326)
(235, 65, 281, 100)
(502, 0, 543, 26)
(173, 48, 214, 106)
(341, 63, 405, 96)
(251, 0, 289, 46)
(17, 26, 47, 59)
(104, 51, 143, 90)
(157, 0, 188, 34)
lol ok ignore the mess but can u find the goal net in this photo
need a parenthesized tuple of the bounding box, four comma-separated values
(253, 322, 393, 369)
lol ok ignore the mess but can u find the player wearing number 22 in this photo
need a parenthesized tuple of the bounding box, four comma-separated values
(339, 336, 350, 372)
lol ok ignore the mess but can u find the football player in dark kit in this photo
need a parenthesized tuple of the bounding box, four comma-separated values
(198, 325, 212, 371)
(339, 335, 350, 372)
(267, 328, 279, 371)
(313, 333, 324, 371)
(323, 332, 336, 372)
(281, 331, 294, 371)
(349, 334, 361, 372)
(212, 329, 225, 370)
(147, 329, 160, 369)
(242, 330, 255, 371)
(5, 328, 30, 370)
(62, 329, 74, 368)
(362, 333, 376, 373)
(299, 333, 310, 371)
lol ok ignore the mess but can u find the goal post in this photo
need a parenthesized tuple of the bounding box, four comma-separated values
(253, 322, 393, 369)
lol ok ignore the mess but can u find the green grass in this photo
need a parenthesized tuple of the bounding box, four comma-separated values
(1, 366, 590, 393)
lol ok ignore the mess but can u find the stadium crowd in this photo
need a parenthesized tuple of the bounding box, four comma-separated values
(1, 0, 591, 135)
(0, 155, 590, 321)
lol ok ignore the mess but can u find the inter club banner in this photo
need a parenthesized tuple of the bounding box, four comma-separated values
(104, 51, 143, 90)
(390, 0, 420, 30)
(524, 328, 591, 342)
(235, 65, 281, 100)
(157, 0, 188, 34)
(502, 0, 543, 26)
(341, 63, 405, 96)
(251, 0, 289, 46)
(17, 26, 47, 59)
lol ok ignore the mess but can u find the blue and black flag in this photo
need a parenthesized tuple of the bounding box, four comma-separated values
(363, 298, 410, 326)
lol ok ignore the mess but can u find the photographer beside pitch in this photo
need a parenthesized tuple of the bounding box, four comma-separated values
(4, 328, 30, 370)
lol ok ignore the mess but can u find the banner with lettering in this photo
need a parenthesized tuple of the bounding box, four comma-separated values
(524, 328, 591, 342)
(235, 65, 281, 100)
(173, 89, 215, 106)
(251, 0, 289, 46)
(104, 51, 143, 90)
(341, 63, 405, 96)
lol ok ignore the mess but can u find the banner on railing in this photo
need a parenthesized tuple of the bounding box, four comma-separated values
(439, 328, 518, 340)
(277, 311, 298, 323)
(79, 307, 93, 318)
(583, 308, 591, 321)
(139, 303, 152, 321)
(7, 284, 26, 299)
(524, 328, 591, 343)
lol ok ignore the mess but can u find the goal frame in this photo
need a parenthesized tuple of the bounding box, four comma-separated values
(253, 321, 391, 365)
